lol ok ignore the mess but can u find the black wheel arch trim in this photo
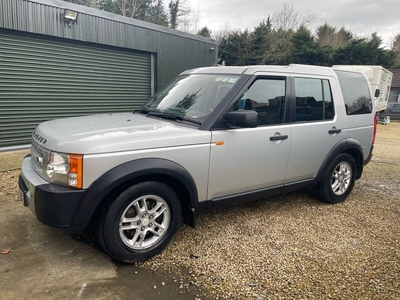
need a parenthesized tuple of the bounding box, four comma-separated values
(315, 138, 365, 183)
(71, 158, 198, 229)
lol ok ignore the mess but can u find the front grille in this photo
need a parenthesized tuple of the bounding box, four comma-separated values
(31, 140, 50, 182)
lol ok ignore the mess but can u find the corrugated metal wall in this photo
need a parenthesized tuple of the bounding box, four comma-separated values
(0, 0, 218, 149)
(0, 29, 151, 147)
(0, 0, 218, 90)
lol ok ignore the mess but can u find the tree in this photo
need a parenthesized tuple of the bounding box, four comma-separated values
(99, 0, 119, 14)
(63, 0, 96, 7)
(168, 0, 179, 29)
(391, 32, 400, 67)
(271, 3, 318, 31)
(146, 0, 168, 26)
(393, 32, 400, 51)
(218, 30, 253, 66)
(197, 27, 212, 38)
(168, 0, 199, 32)
(262, 29, 294, 65)
(112, 0, 152, 19)
(315, 23, 352, 49)
(250, 18, 272, 64)
(177, 0, 200, 33)
(290, 25, 330, 66)
(332, 33, 395, 68)
(99, 0, 166, 23)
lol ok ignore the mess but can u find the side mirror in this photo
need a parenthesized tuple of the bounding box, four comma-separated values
(374, 89, 380, 98)
(222, 110, 258, 128)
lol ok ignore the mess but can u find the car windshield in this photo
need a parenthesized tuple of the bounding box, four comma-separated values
(142, 74, 240, 121)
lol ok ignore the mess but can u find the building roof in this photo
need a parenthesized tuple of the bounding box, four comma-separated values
(390, 69, 400, 87)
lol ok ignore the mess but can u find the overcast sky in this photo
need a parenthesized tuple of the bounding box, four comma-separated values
(188, 0, 400, 48)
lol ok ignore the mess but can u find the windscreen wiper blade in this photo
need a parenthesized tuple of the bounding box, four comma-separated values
(133, 108, 151, 114)
(147, 112, 202, 125)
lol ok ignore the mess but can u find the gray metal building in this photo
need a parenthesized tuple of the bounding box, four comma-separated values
(0, 0, 218, 149)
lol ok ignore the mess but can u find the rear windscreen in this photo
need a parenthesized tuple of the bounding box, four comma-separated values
(334, 70, 373, 115)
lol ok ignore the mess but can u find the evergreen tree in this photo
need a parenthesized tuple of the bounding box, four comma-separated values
(146, 0, 168, 26)
(291, 25, 318, 64)
(218, 30, 253, 66)
(197, 27, 212, 38)
(332, 33, 395, 68)
(263, 29, 294, 65)
(250, 18, 272, 65)
(392, 32, 400, 67)
(169, 0, 179, 29)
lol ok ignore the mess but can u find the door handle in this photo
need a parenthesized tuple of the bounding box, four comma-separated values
(270, 135, 288, 141)
(328, 129, 342, 134)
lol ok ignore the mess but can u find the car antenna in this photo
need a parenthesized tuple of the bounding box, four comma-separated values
(213, 41, 230, 66)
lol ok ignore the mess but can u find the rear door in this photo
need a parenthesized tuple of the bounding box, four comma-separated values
(285, 75, 344, 183)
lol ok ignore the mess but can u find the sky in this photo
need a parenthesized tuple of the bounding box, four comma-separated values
(188, 0, 400, 49)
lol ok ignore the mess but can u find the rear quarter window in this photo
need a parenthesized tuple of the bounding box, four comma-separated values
(334, 70, 373, 115)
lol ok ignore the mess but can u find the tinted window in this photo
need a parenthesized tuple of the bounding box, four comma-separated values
(233, 78, 286, 125)
(334, 70, 372, 115)
(294, 78, 334, 122)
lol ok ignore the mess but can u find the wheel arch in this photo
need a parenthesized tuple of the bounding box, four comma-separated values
(315, 138, 365, 183)
(70, 158, 198, 229)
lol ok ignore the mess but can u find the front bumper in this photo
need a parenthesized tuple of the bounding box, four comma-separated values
(19, 155, 86, 232)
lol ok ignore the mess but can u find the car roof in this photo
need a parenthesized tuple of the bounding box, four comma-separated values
(181, 64, 341, 77)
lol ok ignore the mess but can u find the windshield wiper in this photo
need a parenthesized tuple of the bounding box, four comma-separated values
(133, 108, 152, 114)
(147, 112, 202, 125)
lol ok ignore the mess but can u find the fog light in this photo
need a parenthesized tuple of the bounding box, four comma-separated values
(69, 173, 78, 187)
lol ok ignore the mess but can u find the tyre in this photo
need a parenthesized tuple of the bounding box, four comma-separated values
(315, 153, 357, 204)
(97, 181, 181, 263)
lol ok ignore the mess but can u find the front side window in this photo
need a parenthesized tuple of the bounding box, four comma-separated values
(294, 77, 334, 122)
(233, 78, 286, 125)
(143, 74, 240, 121)
(334, 70, 373, 115)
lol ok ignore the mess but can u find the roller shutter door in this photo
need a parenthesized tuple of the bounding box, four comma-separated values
(0, 29, 152, 148)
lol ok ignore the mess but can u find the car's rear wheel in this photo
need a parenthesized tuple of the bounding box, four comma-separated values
(314, 153, 357, 204)
(97, 181, 181, 263)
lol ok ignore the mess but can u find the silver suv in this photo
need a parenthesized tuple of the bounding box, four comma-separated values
(19, 64, 376, 263)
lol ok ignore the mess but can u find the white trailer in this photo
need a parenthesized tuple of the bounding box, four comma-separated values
(332, 65, 393, 112)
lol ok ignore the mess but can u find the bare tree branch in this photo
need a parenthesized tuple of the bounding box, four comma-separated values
(272, 3, 318, 31)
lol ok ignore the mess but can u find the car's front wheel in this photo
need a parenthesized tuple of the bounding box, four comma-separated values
(97, 181, 181, 263)
(314, 153, 357, 204)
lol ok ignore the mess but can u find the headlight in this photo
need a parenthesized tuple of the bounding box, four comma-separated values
(45, 151, 83, 189)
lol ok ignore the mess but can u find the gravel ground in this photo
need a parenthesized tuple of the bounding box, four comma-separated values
(1, 123, 399, 299)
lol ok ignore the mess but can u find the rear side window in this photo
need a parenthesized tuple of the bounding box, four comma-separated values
(334, 70, 372, 115)
(294, 77, 334, 122)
